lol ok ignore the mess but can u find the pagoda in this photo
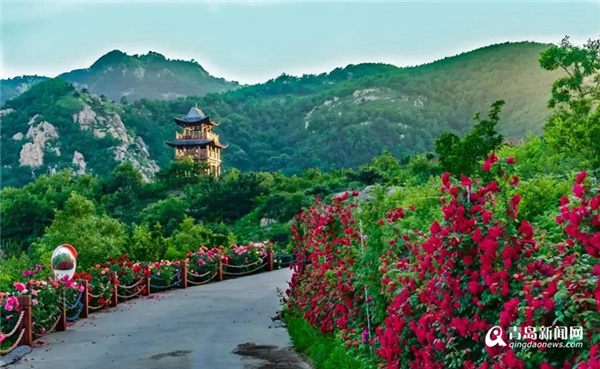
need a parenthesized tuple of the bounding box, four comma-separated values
(166, 106, 226, 176)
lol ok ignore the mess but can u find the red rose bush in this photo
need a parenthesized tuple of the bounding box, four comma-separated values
(286, 155, 600, 368)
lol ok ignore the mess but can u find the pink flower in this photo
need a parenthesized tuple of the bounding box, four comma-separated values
(4, 296, 19, 311)
(32, 299, 39, 306)
(35, 264, 43, 270)
(13, 282, 26, 292)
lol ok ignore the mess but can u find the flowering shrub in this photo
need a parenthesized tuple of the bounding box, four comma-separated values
(146, 260, 181, 289)
(1, 242, 276, 352)
(85, 265, 115, 308)
(1, 265, 80, 350)
(286, 155, 600, 368)
(187, 246, 221, 278)
(225, 242, 269, 266)
(288, 194, 367, 347)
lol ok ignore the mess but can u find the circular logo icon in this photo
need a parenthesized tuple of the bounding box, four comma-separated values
(485, 326, 507, 347)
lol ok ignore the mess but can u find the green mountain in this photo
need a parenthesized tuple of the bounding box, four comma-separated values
(1, 79, 159, 188)
(122, 42, 563, 172)
(58, 50, 239, 102)
(0, 50, 239, 104)
(0, 75, 50, 105)
(1, 41, 563, 187)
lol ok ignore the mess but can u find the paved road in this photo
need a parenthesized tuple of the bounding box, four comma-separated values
(13, 269, 310, 369)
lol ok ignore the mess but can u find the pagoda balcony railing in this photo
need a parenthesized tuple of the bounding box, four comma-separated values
(176, 132, 219, 141)
(175, 152, 221, 163)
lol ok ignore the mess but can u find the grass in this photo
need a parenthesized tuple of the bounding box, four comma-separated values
(284, 314, 372, 369)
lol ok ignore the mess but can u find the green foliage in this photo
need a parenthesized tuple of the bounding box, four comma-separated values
(30, 192, 127, 270)
(284, 315, 371, 369)
(434, 100, 505, 176)
(539, 37, 600, 167)
(0, 253, 33, 290)
(517, 176, 571, 222)
(185, 170, 269, 223)
(140, 196, 188, 237)
(1, 170, 103, 248)
(127, 223, 167, 261)
(496, 136, 586, 179)
(101, 163, 148, 224)
(170, 216, 228, 255)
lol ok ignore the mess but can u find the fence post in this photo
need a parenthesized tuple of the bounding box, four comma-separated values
(80, 279, 89, 319)
(143, 272, 151, 296)
(267, 248, 274, 271)
(180, 260, 187, 289)
(56, 290, 67, 331)
(217, 259, 223, 281)
(110, 272, 118, 307)
(17, 295, 32, 346)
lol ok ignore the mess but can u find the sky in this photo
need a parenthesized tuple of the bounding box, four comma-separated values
(1, 1, 599, 84)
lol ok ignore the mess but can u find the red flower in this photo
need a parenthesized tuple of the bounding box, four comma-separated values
(461, 175, 472, 188)
(573, 184, 584, 198)
(506, 157, 515, 164)
(576, 171, 587, 184)
(442, 172, 451, 186)
(518, 221, 534, 240)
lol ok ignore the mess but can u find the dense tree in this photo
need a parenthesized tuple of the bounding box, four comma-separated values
(434, 100, 505, 176)
(102, 163, 147, 224)
(30, 192, 126, 270)
(539, 36, 600, 167)
(127, 223, 167, 262)
(141, 196, 188, 237)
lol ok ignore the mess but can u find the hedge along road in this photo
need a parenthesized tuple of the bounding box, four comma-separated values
(12, 268, 311, 369)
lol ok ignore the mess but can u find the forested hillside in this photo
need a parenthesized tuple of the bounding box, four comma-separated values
(1, 42, 563, 186)
(124, 42, 563, 172)
(1, 79, 159, 188)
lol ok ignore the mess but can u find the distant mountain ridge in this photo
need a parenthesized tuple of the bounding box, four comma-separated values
(0, 50, 239, 104)
(58, 50, 239, 102)
(1, 75, 50, 104)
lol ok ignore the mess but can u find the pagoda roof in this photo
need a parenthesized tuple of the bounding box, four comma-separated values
(174, 107, 219, 127)
(166, 139, 226, 149)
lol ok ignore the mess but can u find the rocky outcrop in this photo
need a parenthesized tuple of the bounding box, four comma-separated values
(72, 151, 86, 175)
(72, 106, 159, 181)
(0, 108, 15, 117)
(19, 121, 59, 168)
(73, 105, 97, 130)
(260, 218, 277, 228)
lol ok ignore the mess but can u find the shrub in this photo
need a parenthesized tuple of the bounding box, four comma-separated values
(286, 154, 600, 368)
